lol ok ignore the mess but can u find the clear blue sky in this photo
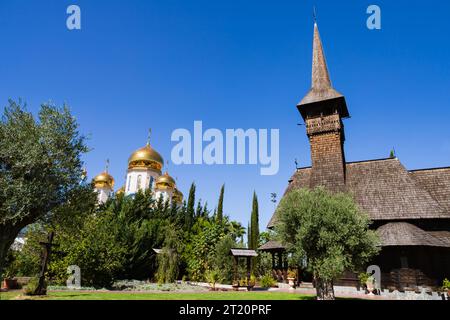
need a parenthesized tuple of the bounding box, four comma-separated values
(1, 1, 449, 230)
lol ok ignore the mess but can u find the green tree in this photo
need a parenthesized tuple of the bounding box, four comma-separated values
(211, 235, 237, 283)
(247, 222, 251, 248)
(249, 192, 260, 274)
(276, 187, 380, 300)
(201, 202, 209, 218)
(185, 183, 196, 229)
(15, 187, 186, 287)
(216, 184, 225, 223)
(228, 221, 245, 241)
(249, 192, 259, 249)
(0, 100, 88, 278)
(156, 224, 183, 283)
(195, 200, 202, 218)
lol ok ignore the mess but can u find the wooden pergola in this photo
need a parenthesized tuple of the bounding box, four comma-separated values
(230, 249, 258, 290)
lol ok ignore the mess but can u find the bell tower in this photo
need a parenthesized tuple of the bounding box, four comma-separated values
(297, 22, 350, 192)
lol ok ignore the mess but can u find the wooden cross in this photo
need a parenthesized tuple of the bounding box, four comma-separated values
(34, 231, 59, 295)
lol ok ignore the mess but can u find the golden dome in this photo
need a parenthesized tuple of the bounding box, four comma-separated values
(93, 171, 115, 189)
(172, 188, 183, 203)
(128, 143, 164, 171)
(155, 172, 176, 190)
(116, 186, 125, 195)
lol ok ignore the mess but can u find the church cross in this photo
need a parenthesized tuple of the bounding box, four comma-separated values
(147, 128, 152, 145)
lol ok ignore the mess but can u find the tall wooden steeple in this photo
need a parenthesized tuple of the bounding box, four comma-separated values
(298, 22, 349, 192)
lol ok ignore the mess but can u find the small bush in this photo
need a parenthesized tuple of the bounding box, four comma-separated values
(205, 269, 224, 290)
(287, 269, 296, 278)
(358, 272, 371, 286)
(260, 274, 276, 288)
(442, 278, 450, 291)
(23, 277, 46, 296)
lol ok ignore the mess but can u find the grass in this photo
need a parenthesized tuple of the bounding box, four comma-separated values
(0, 290, 316, 301)
(0, 290, 21, 301)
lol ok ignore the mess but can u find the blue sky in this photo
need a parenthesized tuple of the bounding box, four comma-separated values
(1, 1, 449, 230)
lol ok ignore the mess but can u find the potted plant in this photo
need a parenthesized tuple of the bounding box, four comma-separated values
(2, 270, 18, 290)
(442, 278, 450, 296)
(366, 275, 375, 295)
(358, 272, 370, 293)
(287, 269, 296, 289)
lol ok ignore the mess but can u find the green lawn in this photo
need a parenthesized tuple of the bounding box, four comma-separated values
(1, 290, 315, 301)
(0, 291, 20, 300)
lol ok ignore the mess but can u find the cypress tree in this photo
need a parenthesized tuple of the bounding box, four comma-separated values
(250, 191, 259, 249)
(216, 184, 225, 223)
(247, 222, 251, 249)
(250, 192, 260, 274)
(186, 182, 196, 228)
(195, 199, 202, 218)
(202, 201, 209, 218)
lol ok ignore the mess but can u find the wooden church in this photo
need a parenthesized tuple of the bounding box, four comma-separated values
(264, 22, 450, 291)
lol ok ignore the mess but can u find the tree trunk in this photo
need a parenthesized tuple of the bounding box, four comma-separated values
(315, 277, 335, 300)
(0, 225, 20, 281)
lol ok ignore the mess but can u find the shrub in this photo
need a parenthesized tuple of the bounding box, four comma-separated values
(205, 269, 224, 290)
(287, 269, 296, 278)
(442, 278, 450, 291)
(23, 277, 46, 296)
(358, 272, 371, 287)
(260, 274, 277, 288)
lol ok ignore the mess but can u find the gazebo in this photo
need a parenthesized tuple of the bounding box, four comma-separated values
(230, 249, 258, 290)
(258, 241, 289, 283)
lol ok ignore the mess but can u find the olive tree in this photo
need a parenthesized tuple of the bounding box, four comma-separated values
(276, 187, 380, 300)
(0, 100, 88, 278)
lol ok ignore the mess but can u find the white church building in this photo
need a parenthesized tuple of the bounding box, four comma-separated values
(92, 136, 183, 205)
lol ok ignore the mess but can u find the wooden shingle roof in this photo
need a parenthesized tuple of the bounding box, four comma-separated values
(258, 240, 285, 251)
(409, 167, 450, 212)
(230, 249, 258, 257)
(268, 158, 450, 228)
(346, 158, 448, 220)
(377, 222, 450, 247)
(429, 231, 450, 247)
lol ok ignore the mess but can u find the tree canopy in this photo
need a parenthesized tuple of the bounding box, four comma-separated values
(0, 100, 88, 277)
(276, 187, 380, 300)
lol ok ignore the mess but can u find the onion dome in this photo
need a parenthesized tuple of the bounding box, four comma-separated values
(172, 188, 183, 203)
(116, 186, 125, 195)
(93, 171, 115, 189)
(155, 172, 176, 190)
(128, 143, 164, 172)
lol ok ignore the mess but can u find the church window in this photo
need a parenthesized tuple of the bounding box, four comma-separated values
(137, 175, 142, 190)
(149, 176, 154, 190)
